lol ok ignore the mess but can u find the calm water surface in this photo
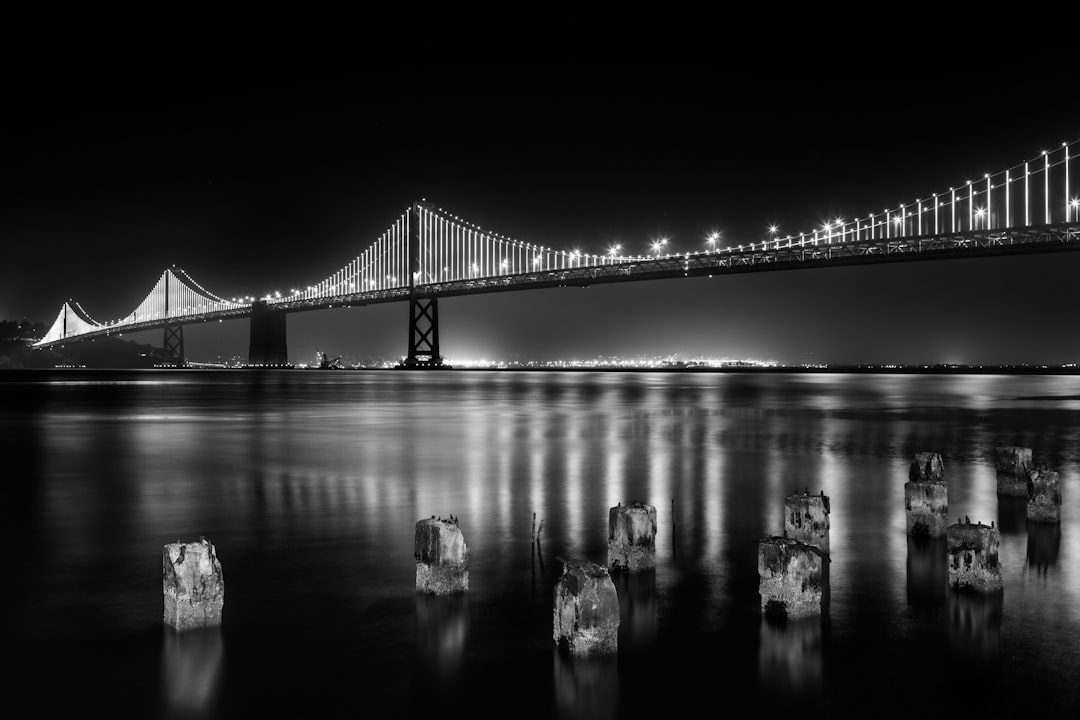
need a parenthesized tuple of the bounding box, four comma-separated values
(3, 370, 1079, 718)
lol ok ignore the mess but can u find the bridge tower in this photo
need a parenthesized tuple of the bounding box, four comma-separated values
(400, 200, 446, 369)
(248, 300, 289, 366)
(162, 271, 185, 367)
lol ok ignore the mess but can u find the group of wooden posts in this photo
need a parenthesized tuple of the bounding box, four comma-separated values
(760, 445, 1064, 622)
(160, 446, 1062, 657)
(413, 504, 658, 655)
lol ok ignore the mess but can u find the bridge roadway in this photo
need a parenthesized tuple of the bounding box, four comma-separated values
(47, 221, 1079, 348)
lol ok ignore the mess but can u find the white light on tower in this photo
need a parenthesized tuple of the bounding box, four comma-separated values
(1066, 142, 1071, 223)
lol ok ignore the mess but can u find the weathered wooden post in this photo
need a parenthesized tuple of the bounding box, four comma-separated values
(994, 446, 1032, 496)
(415, 516, 469, 594)
(757, 536, 827, 619)
(608, 501, 657, 572)
(905, 452, 948, 537)
(1026, 464, 1062, 522)
(946, 520, 1002, 593)
(553, 558, 620, 655)
(163, 537, 224, 630)
(784, 489, 830, 554)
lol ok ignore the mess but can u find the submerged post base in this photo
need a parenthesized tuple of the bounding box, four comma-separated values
(163, 537, 224, 631)
(608, 501, 657, 572)
(415, 517, 469, 594)
(758, 537, 827, 619)
(947, 521, 1002, 593)
(553, 558, 620, 655)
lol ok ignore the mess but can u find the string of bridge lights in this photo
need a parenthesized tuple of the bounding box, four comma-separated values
(36, 140, 1077, 347)
(765, 139, 1076, 253)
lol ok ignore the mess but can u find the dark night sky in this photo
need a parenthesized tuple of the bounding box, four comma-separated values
(4, 9, 1079, 365)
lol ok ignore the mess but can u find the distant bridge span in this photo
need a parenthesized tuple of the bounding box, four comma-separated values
(35, 140, 1079, 367)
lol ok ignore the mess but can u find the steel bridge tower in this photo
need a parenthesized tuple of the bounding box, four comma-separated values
(399, 200, 446, 369)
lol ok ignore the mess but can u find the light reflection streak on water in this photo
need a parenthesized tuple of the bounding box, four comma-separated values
(703, 417, 724, 563)
(528, 404, 547, 547)
(562, 404, 585, 559)
(10, 370, 1080, 714)
(604, 401, 626, 525)
(760, 410, 783, 539)
(646, 410, 671, 560)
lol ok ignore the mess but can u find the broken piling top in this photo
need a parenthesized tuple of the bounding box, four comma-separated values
(1027, 465, 1062, 523)
(608, 501, 658, 572)
(415, 517, 469, 594)
(909, 452, 945, 483)
(784, 489, 831, 554)
(946, 520, 1002, 593)
(995, 446, 1032, 496)
(553, 557, 620, 656)
(905, 453, 948, 537)
(994, 446, 1032, 474)
(757, 536, 827, 619)
(904, 481, 949, 537)
(163, 537, 224, 631)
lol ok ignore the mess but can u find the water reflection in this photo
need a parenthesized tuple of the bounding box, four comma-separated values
(161, 627, 223, 719)
(553, 650, 619, 720)
(1026, 521, 1062, 576)
(8, 370, 1080, 717)
(613, 570, 657, 659)
(415, 593, 468, 688)
(997, 495, 1028, 535)
(757, 615, 824, 696)
(948, 589, 1003, 664)
(906, 535, 947, 610)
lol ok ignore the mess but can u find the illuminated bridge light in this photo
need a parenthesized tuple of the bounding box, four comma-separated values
(33, 146, 1080, 350)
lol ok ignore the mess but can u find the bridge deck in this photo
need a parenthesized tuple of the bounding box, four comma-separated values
(34, 222, 1080, 348)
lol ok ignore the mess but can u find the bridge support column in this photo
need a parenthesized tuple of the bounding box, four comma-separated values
(163, 322, 185, 367)
(402, 296, 445, 368)
(399, 200, 447, 369)
(248, 300, 289, 367)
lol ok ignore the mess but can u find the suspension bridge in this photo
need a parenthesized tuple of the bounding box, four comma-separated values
(34, 141, 1079, 368)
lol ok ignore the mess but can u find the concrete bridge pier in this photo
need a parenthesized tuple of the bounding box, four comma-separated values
(247, 300, 289, 367)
